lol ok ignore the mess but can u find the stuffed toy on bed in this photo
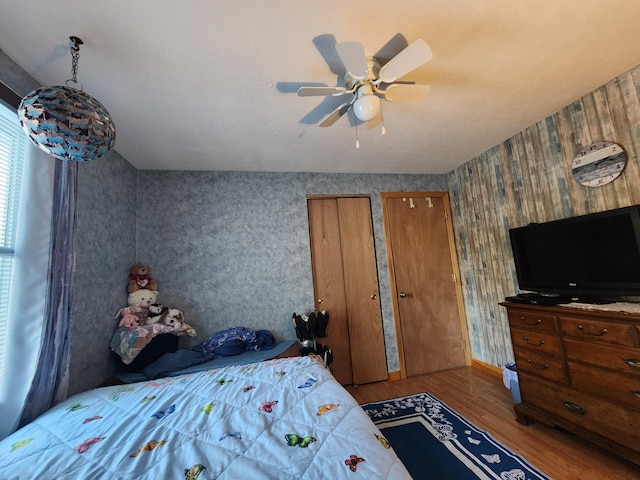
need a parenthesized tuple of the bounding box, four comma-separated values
(115, 306, 143, 328)
(145, 303, 167, 323)
(127, 288, 158, 311)
(128, 264, 158, 293)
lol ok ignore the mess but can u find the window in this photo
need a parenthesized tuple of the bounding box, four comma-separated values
(0, 102, 26, 386)
(0, 89, 52, 439)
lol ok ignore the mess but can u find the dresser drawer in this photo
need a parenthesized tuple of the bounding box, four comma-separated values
(515, 349, 567, 383)
(510, 327, 562, 357)
(559, 315, 638, 347)
(564, 338, 640, 377)
(507, 309, 557, 333)
(519, 373, 640, 451)
(568, 361, 640, 410)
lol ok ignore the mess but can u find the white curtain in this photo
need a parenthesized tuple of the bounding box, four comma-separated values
(18, 157, 76, 429)
(0, 144, 54, 439)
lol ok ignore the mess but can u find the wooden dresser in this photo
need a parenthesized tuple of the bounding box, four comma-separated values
(501, 302, 640, 465)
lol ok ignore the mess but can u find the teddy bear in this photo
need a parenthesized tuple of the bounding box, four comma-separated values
(127, 289, 159, 322)
(127, 288, 158, 308)
(115, 306, 143, 328)
(128, 264, 158, 293)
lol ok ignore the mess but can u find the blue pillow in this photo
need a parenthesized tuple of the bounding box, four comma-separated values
(213, 339, 246, 356)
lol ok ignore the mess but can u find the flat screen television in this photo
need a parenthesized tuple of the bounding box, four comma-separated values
(508, 205, 640, 302)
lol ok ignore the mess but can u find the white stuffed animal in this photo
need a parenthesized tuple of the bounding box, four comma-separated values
(127, 289, 158, 309)
(126, 289, 159, 324)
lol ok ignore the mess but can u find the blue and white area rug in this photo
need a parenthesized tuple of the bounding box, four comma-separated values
(361, 392, 550, 480)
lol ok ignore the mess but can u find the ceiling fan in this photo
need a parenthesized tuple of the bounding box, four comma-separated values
(298, 39, 433, 127)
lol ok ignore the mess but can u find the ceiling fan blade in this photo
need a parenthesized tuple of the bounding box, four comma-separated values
(318, 101, 353, 127)
(378, 39, 433, 83)
(335, 41, 368, 80)
(298, 86, 347, 97)
(383, 84, 431, 104)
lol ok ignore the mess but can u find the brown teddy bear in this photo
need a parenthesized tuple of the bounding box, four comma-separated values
(128, 264, 158, 293)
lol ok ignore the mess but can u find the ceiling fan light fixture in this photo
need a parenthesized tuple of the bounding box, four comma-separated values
(353, 87, 380, 122)
(297, 37, 432, 128)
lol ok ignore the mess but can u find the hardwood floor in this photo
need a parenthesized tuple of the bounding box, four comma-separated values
(346, 366, 640, 480)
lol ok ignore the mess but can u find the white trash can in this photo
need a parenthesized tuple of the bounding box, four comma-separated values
(503, 362, 521, 404)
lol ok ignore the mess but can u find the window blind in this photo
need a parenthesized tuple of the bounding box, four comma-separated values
(0, 102, 26, 383)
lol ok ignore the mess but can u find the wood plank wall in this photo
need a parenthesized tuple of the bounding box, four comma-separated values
(447, 64, 640, 368)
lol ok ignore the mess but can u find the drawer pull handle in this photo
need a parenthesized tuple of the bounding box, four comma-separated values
(630, 390, 640, 398)
(523, 336, 545, 347)
(526, 359, 549, 370)
(623, 358, 640, 369)
(577, 325, 608, 336)
(562, 401, 587, 415)
(520, 317, 542, 326)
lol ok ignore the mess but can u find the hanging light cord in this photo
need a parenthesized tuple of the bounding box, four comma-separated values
(67, 36, 84, 90)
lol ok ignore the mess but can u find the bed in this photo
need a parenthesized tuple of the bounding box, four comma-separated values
(0, 355, 411, 479)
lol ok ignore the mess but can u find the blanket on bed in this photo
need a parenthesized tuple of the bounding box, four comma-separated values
(110, 322, 198, 364)
(0, 356, 411, 479)
(191, 326, 276, 357)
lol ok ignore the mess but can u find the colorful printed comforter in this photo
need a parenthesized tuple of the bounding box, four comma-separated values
(0, 356, 411, 479)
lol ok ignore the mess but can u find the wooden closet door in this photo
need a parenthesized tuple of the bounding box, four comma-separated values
(383, 193, 469, 377)
(307, 198, 353, 385)
(308, 196, 388, 385)
(336, 197, 387, 385)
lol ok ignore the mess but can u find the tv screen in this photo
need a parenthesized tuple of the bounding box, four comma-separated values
(509, 205, 640, 299)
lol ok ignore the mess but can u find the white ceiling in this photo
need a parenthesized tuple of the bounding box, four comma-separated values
(1, 1, 640, 174)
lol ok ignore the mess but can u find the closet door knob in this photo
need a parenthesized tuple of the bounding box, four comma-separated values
(371, 294, 377, 300)
(399, 292, 407, 298)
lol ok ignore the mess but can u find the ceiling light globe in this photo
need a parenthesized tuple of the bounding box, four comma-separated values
(19, 85, 116, 162)
(353, 94, 381, 122)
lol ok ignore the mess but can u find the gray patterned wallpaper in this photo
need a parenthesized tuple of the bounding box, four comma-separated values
(136, 171, 447, 377)
(0, 50, 39, 97)
(69, 150, 137, 395)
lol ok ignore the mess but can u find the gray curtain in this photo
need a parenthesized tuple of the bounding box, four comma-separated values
(18, 159, 77, 427)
